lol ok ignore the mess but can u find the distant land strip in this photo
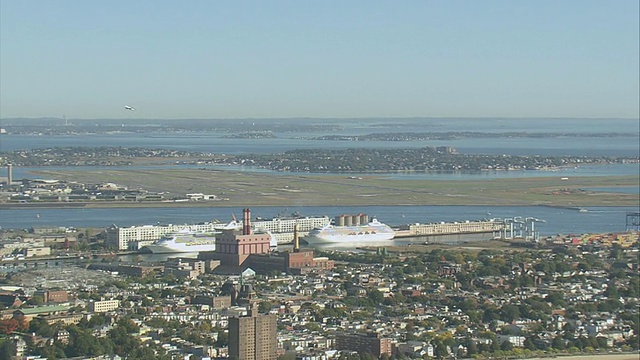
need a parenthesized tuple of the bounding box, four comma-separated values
(5, 169, 637, 209)
(2, 146, 637, 173)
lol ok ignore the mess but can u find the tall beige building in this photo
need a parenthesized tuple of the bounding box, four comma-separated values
(228, 305, 277, 360)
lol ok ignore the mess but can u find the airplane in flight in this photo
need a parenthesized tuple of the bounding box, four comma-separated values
(124, 105, 135, 111)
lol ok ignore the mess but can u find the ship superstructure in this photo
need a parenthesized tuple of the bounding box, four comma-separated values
(143, 229, 217, 253)
(304, 215, 395, 244)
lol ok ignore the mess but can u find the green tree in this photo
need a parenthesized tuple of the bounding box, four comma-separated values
(500, 304, 521, 323)
(524, 337, 537, 350)
(215, 329, 228, 347)
(563, 322, 575, 333)
(109, 318, 141, 356)
(305, 322, 322, 332)
(604, 282, 619, 298)
(129, 345, 169, 360)
(501, 340, 513, 351)
(39, 342, 66, 359)
(552, 336, 565, 350)
(29, 316, 55, 337)
(0, 339, 16, 360)
(467, 341, 478, 356)
(259, 300, 271, 314)
(609, 245, 623, 259)
(279, 352, 297, 360)
(66, 326, 105, 357)
(368, 289, 384, 304)
(546, 292, 566, 307)
(28, 295, 45, 306)
(434, 343, 449, 359)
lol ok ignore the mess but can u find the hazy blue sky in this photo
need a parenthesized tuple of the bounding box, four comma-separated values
(1, 1, 638, 119)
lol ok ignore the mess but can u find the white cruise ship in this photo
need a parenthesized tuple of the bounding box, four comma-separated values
(303, 219, 395, 245)
(142, 220, 240, 253)
(143, 229, 217, 253)
(142, 220, 279, 253)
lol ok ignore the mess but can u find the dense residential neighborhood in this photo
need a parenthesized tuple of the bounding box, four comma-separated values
(1, 146, 636, 172)
(0, 226, 637, 359)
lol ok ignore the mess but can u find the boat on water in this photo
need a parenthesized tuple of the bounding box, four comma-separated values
(142, 220, 240, 253)
(142, 219, 278, 253)
(143, 229, 217, 253)
(303, 218, 395, 244)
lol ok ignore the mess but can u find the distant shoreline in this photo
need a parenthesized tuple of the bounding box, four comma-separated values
(0, 202, 636, 210)
(3, 168, 638, 209)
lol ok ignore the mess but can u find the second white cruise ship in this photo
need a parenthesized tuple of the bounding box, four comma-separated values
(303, 218, 395, 244)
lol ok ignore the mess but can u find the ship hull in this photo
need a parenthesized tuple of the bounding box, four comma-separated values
(303, 220, 395, 244)
(143, 243, 216, 253)
(303, 232, 394, 244)
(142, 230, 217, 254)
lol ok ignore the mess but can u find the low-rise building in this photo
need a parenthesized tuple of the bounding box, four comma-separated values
(335, 333, 393, 357)
(89, 299, 120, 313)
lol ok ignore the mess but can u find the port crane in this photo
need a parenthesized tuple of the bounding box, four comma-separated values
(499, 217, 544, 241)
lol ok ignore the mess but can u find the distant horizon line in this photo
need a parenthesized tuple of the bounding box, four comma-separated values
(1, 116, 639, 121)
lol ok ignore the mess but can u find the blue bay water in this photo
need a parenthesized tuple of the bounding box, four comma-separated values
(1, 205, 638, 236)
(1, 133, 637, 157)
(1, 118, 638, 157)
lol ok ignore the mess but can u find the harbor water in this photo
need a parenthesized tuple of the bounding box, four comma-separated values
(1, 205, 637, 236)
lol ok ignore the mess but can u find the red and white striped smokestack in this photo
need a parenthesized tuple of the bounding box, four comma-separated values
(243, 208, 252, 235)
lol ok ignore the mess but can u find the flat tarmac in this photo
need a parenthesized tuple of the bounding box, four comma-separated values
(12, 168, 640, 208)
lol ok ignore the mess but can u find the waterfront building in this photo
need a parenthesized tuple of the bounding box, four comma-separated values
(106, 223, 217, 250)
(238, 225, 335, 275)
(283, 226, 334, 274)
(399, 220, 504, 236)
(200, 209, 273, 269)
(253, 215, 330, 243)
